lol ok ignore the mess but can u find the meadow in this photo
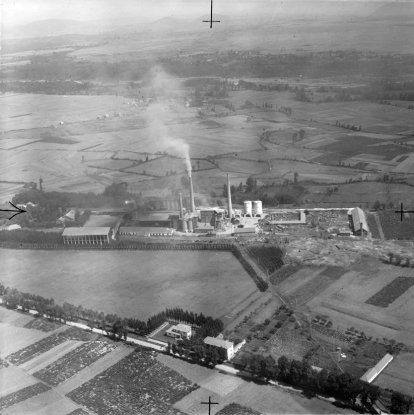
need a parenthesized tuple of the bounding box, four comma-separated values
(0, 249, 257, 320)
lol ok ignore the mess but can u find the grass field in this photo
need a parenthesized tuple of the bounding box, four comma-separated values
(0, 248, 257, 320)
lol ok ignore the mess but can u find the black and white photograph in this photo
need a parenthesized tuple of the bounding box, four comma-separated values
(1, 0, 414, 414)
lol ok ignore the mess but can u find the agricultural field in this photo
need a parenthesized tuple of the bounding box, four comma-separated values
(158, 353, 351, 415)
(67, 348, 198, 415)
(304, 257, 414, 349)
(246, 245, 284, 275)
(377, 210, 414, 240)
(0, 249, 258, 320)
(0, 383, 51, 412)
(1, 78, 414, 204)
(366, 277, 414, 307)
(33, 340, 117, 386)
(373, 352, 414, 396)
(216, 403, 261, 415)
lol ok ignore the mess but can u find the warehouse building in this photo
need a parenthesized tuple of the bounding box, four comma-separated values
(360, 353, 393, 383)
(62, 227, 111, 245)
(349, 207, 369, 235)
(119, 227, 175, 237)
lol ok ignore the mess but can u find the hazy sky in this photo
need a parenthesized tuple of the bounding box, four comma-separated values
(2, 0, 410, 27)
(2, 0, 248, 26)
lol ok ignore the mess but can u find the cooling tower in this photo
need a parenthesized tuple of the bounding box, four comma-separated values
(253, 200, 263, 216)
(244, 201, 252, 216)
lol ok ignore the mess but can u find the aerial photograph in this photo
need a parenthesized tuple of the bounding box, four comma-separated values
(0, 0, 414, 413)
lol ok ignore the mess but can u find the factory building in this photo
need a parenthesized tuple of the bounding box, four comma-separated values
(62, 227, 111, 244)
(119, 227, 175, 237)
(136, 212, 172, 227)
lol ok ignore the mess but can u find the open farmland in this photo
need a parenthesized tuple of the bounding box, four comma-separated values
(68, 348, 198, 415)
(33, 340, 117, 386)
(303, 258, 414, 348)
(1, 84, 413, 203)
(366, 276, 414, 307)
(0, 248, 258, 320)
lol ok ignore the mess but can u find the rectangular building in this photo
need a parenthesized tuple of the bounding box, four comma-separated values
(349, 207, 369, 235)
(360, 353, 393, 383)
(62, 227, 111, 245)
(119, 227, 175, 237)
(204, 336, 234, 360)
(166, 324, 192, 340)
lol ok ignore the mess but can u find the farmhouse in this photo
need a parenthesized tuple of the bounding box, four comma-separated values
(204, 336, 235, 360)
(62, 227, 111, 245)
(349, 207, 369, 235)
(166, 324, 192, 340)
(360, 353, 393, 383)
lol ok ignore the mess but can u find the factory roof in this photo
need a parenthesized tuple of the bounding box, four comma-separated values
(360, 353, 393, 383)
(119, 227, 175, 236)
(62, 227, 111, 236)
(138, 212, 172, 221)
(204, 336, 233, 350)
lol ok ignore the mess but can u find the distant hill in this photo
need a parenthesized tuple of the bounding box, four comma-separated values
(4, 19, 113, 39)
(368, 1, 414, 21)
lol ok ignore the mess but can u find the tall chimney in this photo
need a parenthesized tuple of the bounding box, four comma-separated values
(227, 173, 233, 218)
(189, 174, 196, 213)
(179, 192, 184, 218)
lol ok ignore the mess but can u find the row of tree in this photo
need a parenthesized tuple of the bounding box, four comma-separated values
(235, 353, 413, 413)
(0, 284, 223, 339)
(232, 247, 269, 292)
(335, 120, 362, 131)
(11, 183, 142, 227)
(169, 337, 227, 367)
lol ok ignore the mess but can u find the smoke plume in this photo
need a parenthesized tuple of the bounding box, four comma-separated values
(142, 67, 192, 176)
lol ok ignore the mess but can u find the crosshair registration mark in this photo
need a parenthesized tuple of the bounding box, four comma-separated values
(201, 395, 219, 415)
(203, 0, 220, 28)
(395, 202, 414, 222)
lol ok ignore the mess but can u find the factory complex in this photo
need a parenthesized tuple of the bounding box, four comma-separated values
(60, 170, 372, 245)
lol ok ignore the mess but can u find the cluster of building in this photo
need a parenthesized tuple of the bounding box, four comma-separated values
(61, 172, 265, 244)
(165, 323, 235, 360)
(59, 162, 370, 245)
